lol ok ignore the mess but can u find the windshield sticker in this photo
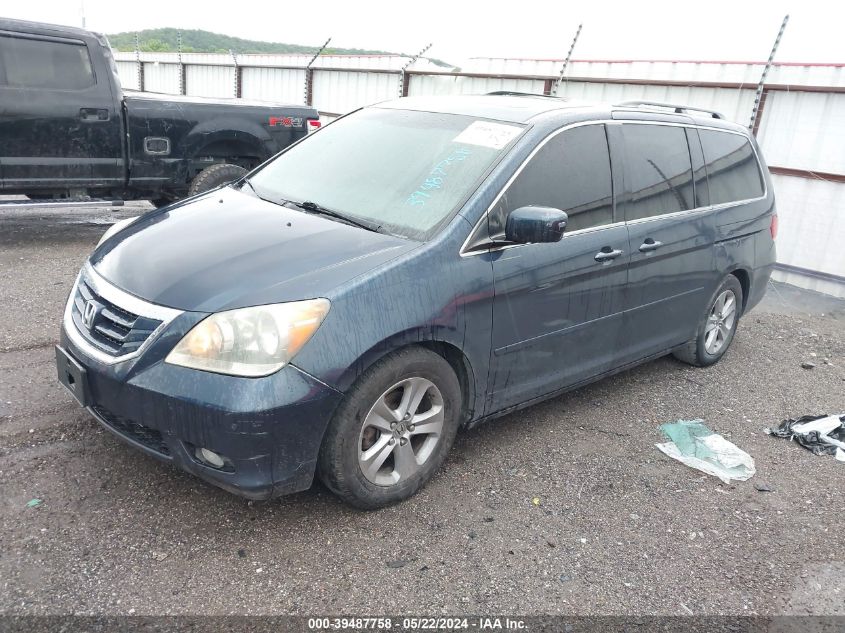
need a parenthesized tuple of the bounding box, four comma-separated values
(452, 121, 522, 149)
(406, 148, 472, 207)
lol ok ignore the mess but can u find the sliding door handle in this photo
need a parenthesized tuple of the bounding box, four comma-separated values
(638, 239, 664, 253)
(594, 248, 624, 262)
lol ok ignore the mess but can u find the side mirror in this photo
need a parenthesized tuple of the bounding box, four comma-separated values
(505, 206, 568, 244)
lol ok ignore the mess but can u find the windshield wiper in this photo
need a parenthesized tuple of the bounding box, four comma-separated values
(285, 199, 382, 234)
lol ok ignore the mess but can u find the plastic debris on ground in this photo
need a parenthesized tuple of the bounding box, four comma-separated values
(765, 414, 845, 461)
(26, 498, 42, 508)
(656, 419, 756, 484)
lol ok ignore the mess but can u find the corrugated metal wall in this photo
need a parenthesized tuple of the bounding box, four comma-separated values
(143, 62, 181, 94)
(185, 64, 235, 98)
(110, 51, 845, 296)
(240, 67, 306, 103)
(115, 60, 139, 90)
(770, 174, 845, 297)
(408, 75, 545, 97)
(311, 70, 397, 115)
(757, 92, 845, 174)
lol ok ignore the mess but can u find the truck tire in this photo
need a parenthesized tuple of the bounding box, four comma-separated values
(188, 163, 248, 196)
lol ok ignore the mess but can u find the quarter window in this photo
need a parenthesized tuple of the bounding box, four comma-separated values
(0, 35, 95, 90)
(622, 124, 695, 220)
(699, 129, 765, 204)
(489, 124, 614, 235)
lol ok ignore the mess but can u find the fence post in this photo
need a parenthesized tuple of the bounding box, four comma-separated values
(304, 37, 332, 107)
(399, 43, 432, 97)
(230, 49, 241, 98)
(749, 14, 789, 132)
(134, 33, 144, 91)
(551, 24, 582, 97)
(177, 31, 185, 95)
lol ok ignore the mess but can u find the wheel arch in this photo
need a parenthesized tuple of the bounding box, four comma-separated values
(330, 329, 479, 428)
(726, 267, 751, 314)
(183, 124, 274, 168)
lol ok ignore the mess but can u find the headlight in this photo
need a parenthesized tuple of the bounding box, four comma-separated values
(165, 299, 330, 377)
(97, 217, 135, 247)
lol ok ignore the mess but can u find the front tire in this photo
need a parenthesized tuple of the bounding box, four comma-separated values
(673, 275, 743, 367)
(188, 163, 248, 196)
(317, 347, 462, 510)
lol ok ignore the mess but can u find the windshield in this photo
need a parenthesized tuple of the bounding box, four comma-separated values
(247, 108, 524, 240)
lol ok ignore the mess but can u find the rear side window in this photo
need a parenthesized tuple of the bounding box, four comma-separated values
(622, 124, 695, 220)
(0, 34, 95, 90)
(699, 129, 765, 204)
(489, 124, 614, 235)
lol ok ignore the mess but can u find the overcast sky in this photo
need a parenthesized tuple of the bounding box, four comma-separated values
(5, 0, 843, 65)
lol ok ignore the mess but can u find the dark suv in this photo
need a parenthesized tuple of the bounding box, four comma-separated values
(56, 94, 777, 508)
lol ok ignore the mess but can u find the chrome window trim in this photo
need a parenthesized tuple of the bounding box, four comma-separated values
(459, 119, 768, 258)
(63, 263, 183, 365)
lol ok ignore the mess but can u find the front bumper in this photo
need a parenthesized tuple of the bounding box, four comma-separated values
(59, 323, 343, 500)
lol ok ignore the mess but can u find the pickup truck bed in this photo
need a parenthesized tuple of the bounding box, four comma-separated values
(0, 18, 320, 202)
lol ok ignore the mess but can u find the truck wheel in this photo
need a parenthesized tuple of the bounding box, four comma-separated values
(673, 275, 743, 367)
(188, 163, 248, 196)
(317, 347, 462, 510)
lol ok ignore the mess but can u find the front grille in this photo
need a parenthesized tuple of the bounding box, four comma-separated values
(70, 278, 162, 358)
(92, 406, 170, 456)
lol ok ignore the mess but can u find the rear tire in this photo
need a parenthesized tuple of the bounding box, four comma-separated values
(317, 347, 462, 510)
(188, 163, 248, 196)
(673, 275, 743, 367)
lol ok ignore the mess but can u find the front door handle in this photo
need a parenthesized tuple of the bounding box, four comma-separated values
(79, 108, 110, 122)
(594, 247, 624, 262)
(638, 238, 664, 253)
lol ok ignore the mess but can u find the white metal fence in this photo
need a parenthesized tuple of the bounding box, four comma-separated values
(114, 52, 845, 297)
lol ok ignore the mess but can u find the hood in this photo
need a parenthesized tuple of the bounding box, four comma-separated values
(92, 187, 417, 312)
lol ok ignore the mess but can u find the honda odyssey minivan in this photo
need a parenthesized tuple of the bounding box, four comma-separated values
(56, 94, 776, 508)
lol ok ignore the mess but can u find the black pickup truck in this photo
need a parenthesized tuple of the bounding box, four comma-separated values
(0, 18, 320, 204)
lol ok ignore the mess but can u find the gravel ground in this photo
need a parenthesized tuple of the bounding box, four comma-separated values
(1, 201, 844, 616)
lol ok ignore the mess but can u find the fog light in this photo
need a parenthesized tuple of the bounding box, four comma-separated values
(196, 447, 226, 469)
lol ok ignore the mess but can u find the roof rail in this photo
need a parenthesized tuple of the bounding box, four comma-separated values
(615, 100, 724, 119)
(486, 91, 560, 99)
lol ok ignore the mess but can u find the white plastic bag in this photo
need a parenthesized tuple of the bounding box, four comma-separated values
(656, 420, 755, 484)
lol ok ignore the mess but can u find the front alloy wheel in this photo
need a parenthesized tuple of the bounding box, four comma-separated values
(317, 347, 461, 509)
(358, 377, 445, 486)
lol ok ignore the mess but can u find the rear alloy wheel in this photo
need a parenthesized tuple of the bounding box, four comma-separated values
(673, 275, 743, 367)
(318, 347, 461, 509)
(703, 289, 738, 355)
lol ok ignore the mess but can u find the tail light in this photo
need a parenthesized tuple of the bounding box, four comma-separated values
(770, 213, 779, 240)
(307, 119, 321, 134)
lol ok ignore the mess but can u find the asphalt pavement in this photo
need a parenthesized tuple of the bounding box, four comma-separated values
(1, 200, 844, 616)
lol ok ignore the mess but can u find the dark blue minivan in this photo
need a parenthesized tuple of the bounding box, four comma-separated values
(56, 95, 777, 508)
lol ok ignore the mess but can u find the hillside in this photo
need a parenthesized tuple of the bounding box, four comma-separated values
(107, 28, 450, 66)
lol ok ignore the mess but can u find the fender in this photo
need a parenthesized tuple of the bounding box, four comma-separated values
(321, 325, 480, 427)
(181, 119, 276, 169)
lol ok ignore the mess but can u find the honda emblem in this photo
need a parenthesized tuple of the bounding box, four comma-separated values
(82, 300, 98, 330)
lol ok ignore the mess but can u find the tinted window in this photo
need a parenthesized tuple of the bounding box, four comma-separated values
(0, 35, 95, 90)
(489, 124, 613, 235)
(623, 124, 695, 220)
(699, 129, 765, 204)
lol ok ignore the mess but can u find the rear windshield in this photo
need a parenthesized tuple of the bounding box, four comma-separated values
(247, 108, 524, 240)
